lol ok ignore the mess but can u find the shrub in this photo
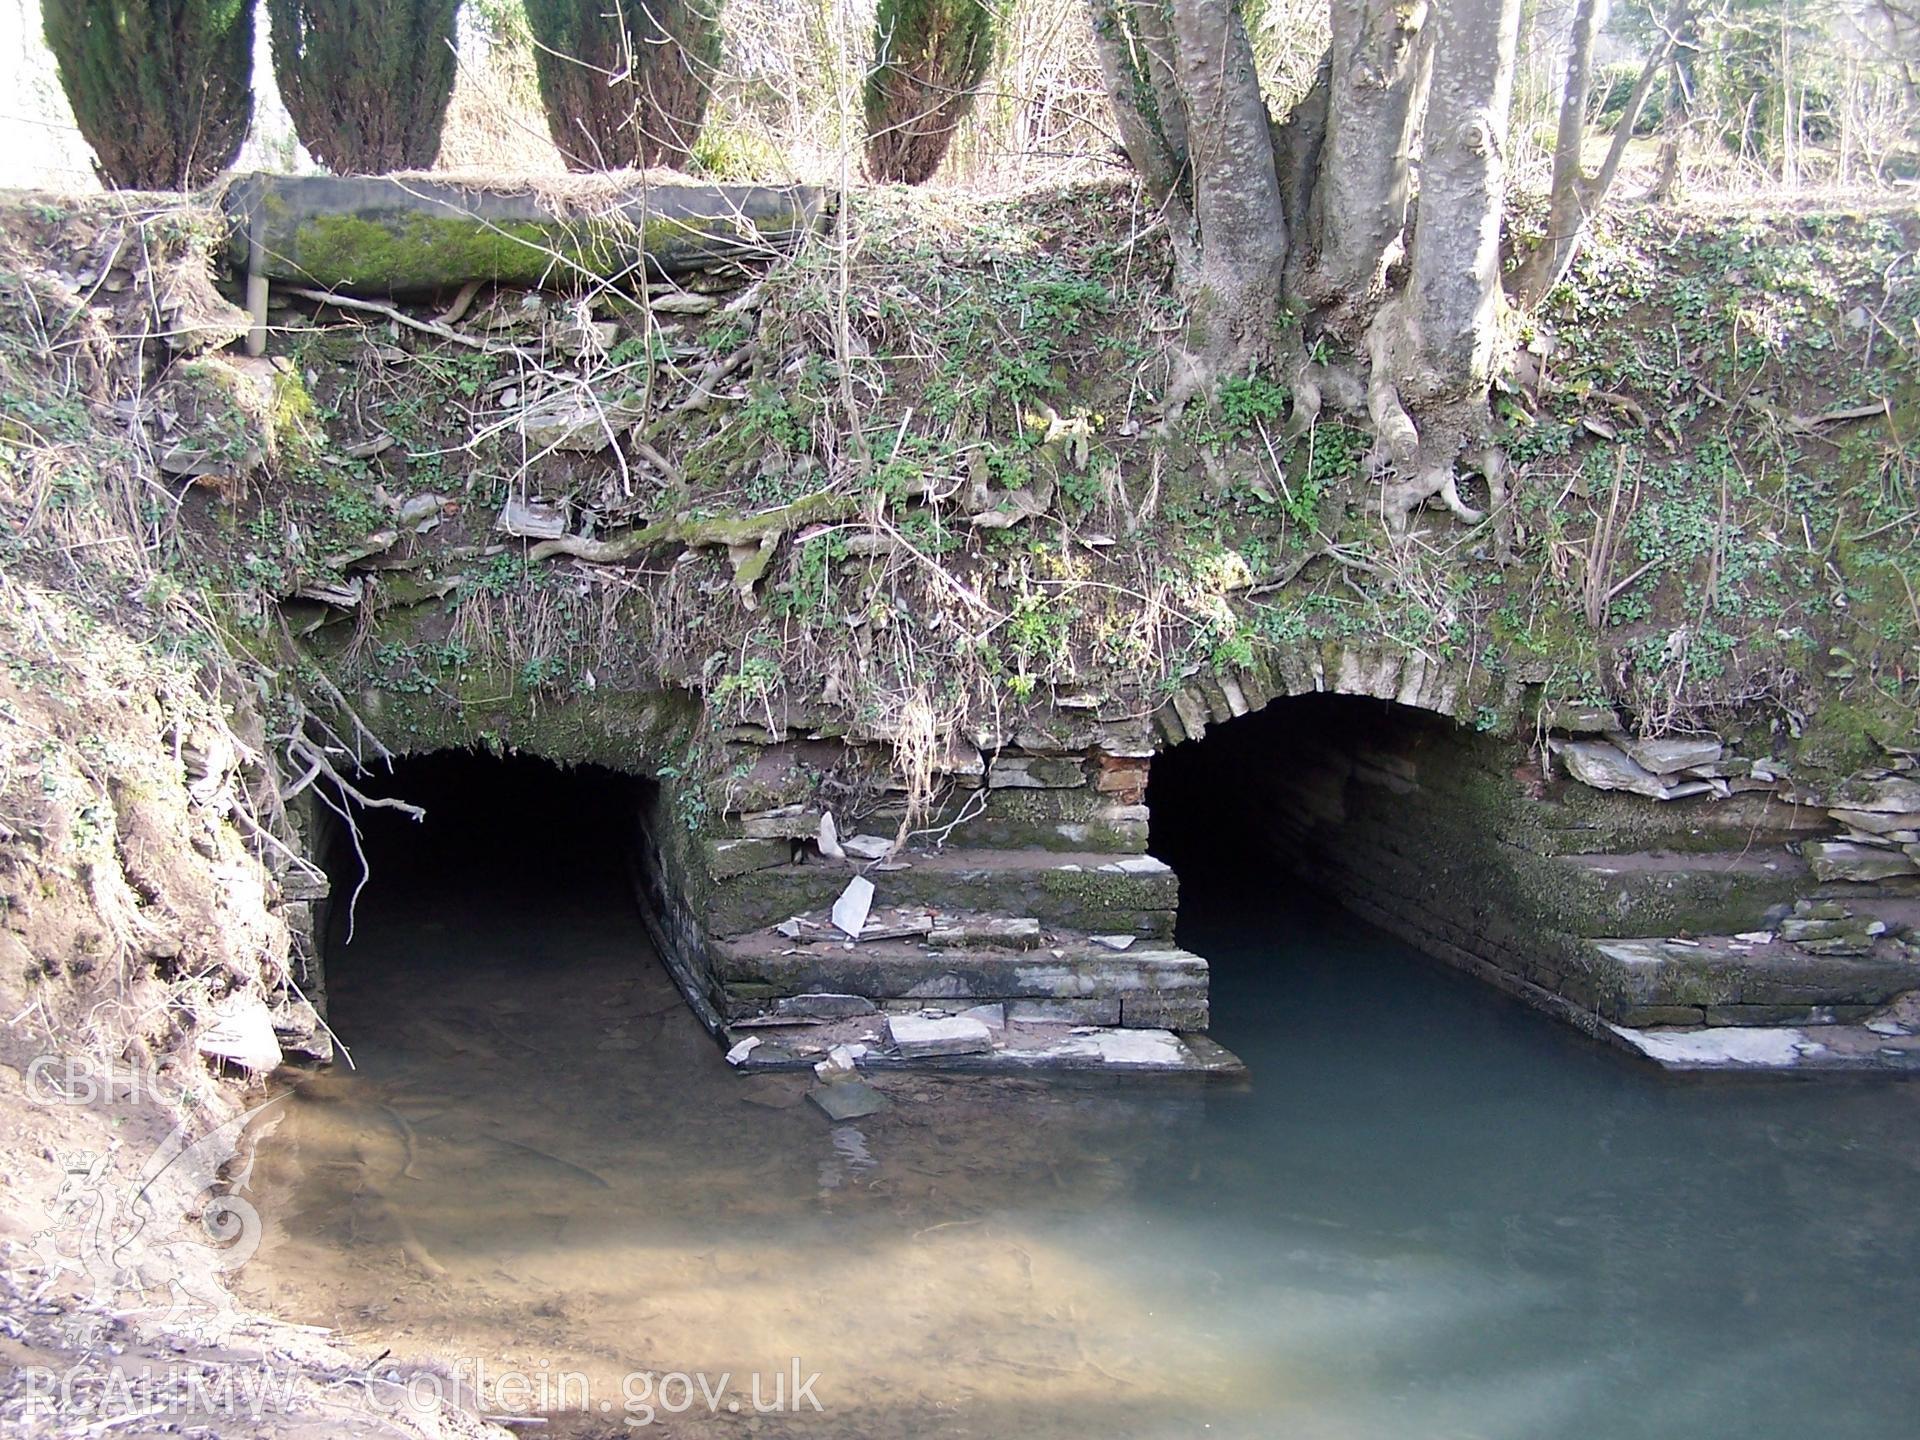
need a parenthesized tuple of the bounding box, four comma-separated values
(865, 0, 1002, 184)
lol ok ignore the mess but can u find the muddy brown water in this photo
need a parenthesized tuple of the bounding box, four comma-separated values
(241, 850, 1920, 1438)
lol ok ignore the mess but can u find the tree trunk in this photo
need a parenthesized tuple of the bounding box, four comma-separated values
(1368, 0, 1521, 526)
(1163, 0, 1289, 403)
(1513, 2, 1679, 302)
(1274, 50, 1330, 238)
(1586, 37, 1672, 207)
(1509, 0, 1601, 304)
(1088, 0, 1196, 264)
(1133, 0, 1194, 178)
(1399, 0, 1521, 407)
(1289, 0, 1432, 329)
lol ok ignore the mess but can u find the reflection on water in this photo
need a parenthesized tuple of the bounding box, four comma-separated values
(243, 855, 1920, 1438)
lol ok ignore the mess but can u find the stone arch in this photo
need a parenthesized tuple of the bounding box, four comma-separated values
(1140, 656, 1919, 1072)
(1148, 646, 1495, 751)
(1146, 686, 1604, 1034)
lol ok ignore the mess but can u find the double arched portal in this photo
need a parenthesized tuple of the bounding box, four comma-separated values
(312, 691, 1638, 1072)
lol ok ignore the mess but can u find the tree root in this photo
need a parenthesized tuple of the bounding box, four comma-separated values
(1469, 442, 1515, 560)
(1360, 302, 1507, 533)
(285, 286, 531, 359)
(275, 615, 394, 765)
(287, 734, 424, 822)
(529, 490, 861, 604)
(1364, 308, 1421, 475)
(529, 490, 858, 566)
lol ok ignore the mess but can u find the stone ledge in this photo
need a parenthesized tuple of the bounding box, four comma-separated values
(1608, 1021, 1920, 1072)
(1591, 936, 1920, 1013)
(705, 849, 1179, 938)
(713, 939, 1210, 1002)
(725, 1014, 1245, 1076)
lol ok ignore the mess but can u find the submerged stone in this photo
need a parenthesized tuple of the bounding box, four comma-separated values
(808, 1079, 888, 1121)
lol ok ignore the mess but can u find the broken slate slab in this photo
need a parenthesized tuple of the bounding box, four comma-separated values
(739, 1075, 811, 1110)
(1607, 1023, 1824, 1069)
(725, 1036, 761, 1066)
(496, 495, 569, 539)
(197, 995, 283, 1073)
(1098, 854, 1173, 875)
(1802, 840, 1920, 883)
(841, 833, 893, 860)
(741, 805, 825, 840)
(1620, 735, 1723, 776)
(813, 1043, 860, 1081)
(832, 875, 875, 938)
(1555, 740, 1691, 800)
(928, 916, 1042, 948)
(808, 1079, 888, 1122)
(650, 290, 720, 315)
(776, 992, 877, 1020)
(1090, 934, 1137, 952)
(859, 913, 936, 942)
(887, 1013, 994, 1058)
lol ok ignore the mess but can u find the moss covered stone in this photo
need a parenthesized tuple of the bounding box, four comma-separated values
(228, 173, 826, 294)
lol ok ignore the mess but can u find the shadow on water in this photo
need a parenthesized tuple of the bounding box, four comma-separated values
(238, 751, 1920, 1439)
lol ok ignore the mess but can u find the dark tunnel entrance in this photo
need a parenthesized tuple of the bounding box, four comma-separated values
(1145, 692, 1553, 1041)
(1146, 692, 1470, 907)
(314, 752, 687, 1055)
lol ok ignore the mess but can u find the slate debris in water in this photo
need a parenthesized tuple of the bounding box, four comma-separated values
(809, 1079, 888, 1121)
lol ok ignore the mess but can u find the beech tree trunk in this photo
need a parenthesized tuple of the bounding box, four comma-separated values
(1096, 0, 1285, 403)
(1364, 0, 1520, 525)
(1398, 0, 1520, 406)
(1087, 0, 1195, 255)
(1165, 0, 1288, 401)
(1089, 0, 1534, 530)
(1289, 0, 1431, 328)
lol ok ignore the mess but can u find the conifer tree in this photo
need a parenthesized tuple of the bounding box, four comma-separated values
(523, 0, 723, 170)
(865, 0, 1002, 184)
(44, 0, 254, 189)
(268, 0, 463, 173)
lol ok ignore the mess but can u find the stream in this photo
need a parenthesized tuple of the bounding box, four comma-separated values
(239, 838, 1920, 1438)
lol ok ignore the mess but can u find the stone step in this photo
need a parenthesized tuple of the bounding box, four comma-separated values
(711, 928, 1209, 1028)
(880, 789, 1150, 854)
(1606, 1018, 1920, 1073)
(1546, 848, 1811, 938)
(1592, 933, 1920, 1028)
(705, 848, 1179, 940)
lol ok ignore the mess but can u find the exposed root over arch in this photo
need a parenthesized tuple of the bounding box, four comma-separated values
(1362, 303, 1505, 533)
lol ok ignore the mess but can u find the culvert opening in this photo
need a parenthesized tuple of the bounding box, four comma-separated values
(1147, 692, 1466, 898)
(1146, 693, 1533, 1029)
(308, 750, 734, 1074)
(322, 751, 653, 942)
